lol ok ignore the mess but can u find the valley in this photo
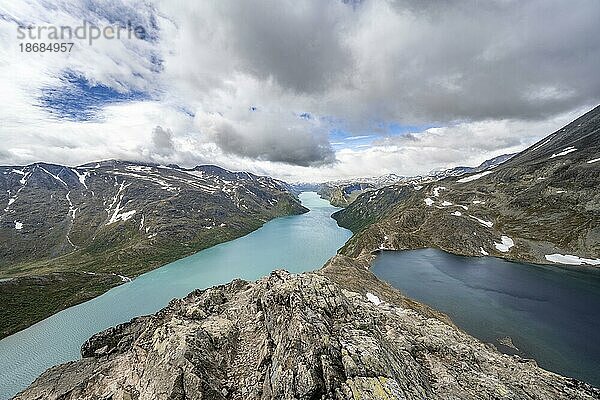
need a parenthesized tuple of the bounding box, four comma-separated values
(2, 108, 599, 399)
(0, 192, 351, 399)
(3, 1, 600, 398)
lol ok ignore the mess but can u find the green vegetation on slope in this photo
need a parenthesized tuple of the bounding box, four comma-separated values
(0, 161, 307, 339)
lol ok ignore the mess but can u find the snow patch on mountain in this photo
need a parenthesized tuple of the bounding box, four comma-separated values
(550, 147, 577, 158)
(432, 187, 446, 197)
(72, 169, 90, 188)
(366, 292, 382, 306)
(545, 254, 600, 266)
(494, 236, 514, 252)
(469, 215, 493, 228)
(457, 171, 493, 183)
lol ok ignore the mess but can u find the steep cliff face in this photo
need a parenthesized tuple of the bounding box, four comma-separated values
(333, 105, 600, 266)
(16, 256, 599, 400)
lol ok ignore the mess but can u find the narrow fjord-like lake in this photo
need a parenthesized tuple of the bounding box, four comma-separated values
(372, 249, 600, 387)
(0, 192, 352, 399)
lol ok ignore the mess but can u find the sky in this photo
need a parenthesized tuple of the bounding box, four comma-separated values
(0, 0, 599, 182)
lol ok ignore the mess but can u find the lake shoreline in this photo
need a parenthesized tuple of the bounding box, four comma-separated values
(370, 248, 600, 387)
(0, 192, 351, 399)
(0, 199, 309, 341)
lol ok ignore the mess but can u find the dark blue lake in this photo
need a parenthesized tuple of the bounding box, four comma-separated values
(371, 249, 600, 387)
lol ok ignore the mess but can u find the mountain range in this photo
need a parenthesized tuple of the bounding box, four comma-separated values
(315, 153, 516, 207)
(0, 161, 306, 339)
(333, 105, 600, 266)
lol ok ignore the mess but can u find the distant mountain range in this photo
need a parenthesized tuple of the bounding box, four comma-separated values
(313, 153, 516, 207)
(333, 105, 600, 267)
(0, 160, 305, 338)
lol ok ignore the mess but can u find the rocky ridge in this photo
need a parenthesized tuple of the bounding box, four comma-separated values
(15, 255, 599, 400)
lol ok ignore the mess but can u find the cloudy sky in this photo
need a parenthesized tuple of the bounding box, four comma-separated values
(0, 0, 599, 182)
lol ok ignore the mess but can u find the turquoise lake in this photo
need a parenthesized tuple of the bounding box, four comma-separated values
(0, 192, 352, 399)
(372, 249, 600, 387)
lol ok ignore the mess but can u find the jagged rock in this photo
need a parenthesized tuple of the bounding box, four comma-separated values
(15, 256, 599, 400)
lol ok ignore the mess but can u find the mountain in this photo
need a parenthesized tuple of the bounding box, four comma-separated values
(0, 160, 306, 339)
(317, 182, 377, 207)
(15, 256, 599, 399)
(316, 153, 515, 207)
(476, 153, 515, 171)
(427, 153, 516, 180)
(332, 105, 600, 266)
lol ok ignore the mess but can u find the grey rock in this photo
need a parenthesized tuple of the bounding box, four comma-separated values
(15, 256, 600, 399)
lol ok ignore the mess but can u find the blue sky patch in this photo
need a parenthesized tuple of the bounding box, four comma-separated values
(387, 122, 436, 135)
(328, 129, 374, 150)
(38, 70, 149, 121)
(327, 122, 437, 150)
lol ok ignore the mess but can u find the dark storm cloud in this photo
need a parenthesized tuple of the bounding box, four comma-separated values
(222, 1, 353, 94)
(152, 0, 600, 168)
(202, 0, 600, 124)
(207, 120, 336, 167)
(345, 0, 600, 124)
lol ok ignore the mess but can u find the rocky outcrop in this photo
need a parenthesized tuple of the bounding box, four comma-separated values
(333, 105, 600, 266)
(16, 256, 599, 400)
